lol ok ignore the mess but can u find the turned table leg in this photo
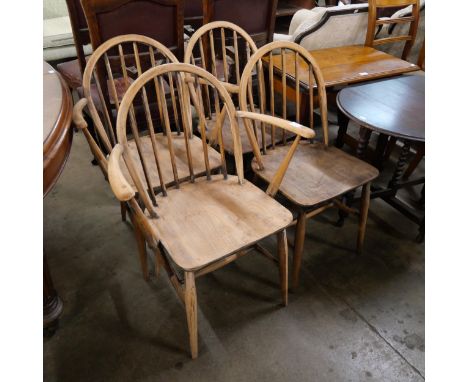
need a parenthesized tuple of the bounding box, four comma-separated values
(43, 253, 63, 335)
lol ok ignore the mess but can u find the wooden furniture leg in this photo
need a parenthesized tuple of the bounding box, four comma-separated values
(185, 271, 198, 359)
(357, 182, 371, 254)
(43, 253, 63, 334)
(120, 202, 127, 222)
(336, 126, 371, 226)
(335, 109, 349, 148)
(130, 214, 149, 281)
(403, 144, 424, 179)
(292, 211, 307, 289)
(277, 229, 288, 306)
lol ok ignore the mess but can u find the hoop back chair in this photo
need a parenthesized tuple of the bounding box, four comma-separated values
(56, 0, 91, 89)
(185, 21, 279, 155)
(239, 41, 379, 288)
(81, 0, 185, 61)
(72, 35, 222, 280)
(365, 0, 420, 60)
(202, 0, 278, 47)
(108, 62, 301, 358)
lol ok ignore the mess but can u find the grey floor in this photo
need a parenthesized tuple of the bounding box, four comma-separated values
(44, 121, 425, 382)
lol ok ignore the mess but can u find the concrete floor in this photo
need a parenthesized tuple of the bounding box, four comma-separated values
(44, 122, 425, 381)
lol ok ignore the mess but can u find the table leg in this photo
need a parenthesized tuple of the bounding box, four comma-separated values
(388, 139, 411, 190)
(44, 253, 63, 336)
(374, 133, 389, 170)
(335, 109, 349, 148)
(336, 126, 372, 227)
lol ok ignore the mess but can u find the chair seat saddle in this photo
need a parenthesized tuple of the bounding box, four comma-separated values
(121, 133, 223, 191)
(147, 174, 293, 271)
(253, 141, 379, 207)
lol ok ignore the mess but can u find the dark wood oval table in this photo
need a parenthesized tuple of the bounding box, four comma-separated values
(43, 61, 73, 330)
(336, 74, 425, 240)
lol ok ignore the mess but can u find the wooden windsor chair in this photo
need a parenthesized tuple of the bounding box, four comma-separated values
(184, 21, 295, 158)
(72, 34, 223, 280)
(108, 62, 315, 358)
(238, 41, 379, 288)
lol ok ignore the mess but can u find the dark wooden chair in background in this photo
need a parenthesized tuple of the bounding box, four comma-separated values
(238, 41, 379, 288)
(72, 35, 223, 280)
(81, 0, 185, 61)
(202, 0, 278, 47)
(56, 0, 91, 89)
(108, 63, 296, 358)
(185, 0, 203, 29)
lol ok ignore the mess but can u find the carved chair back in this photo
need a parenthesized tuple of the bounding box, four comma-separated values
(365, 0, 420, 60)
(81, 0, 185, 60)
(76, 34, 178, 176)
(238, 41, 326, 196)
(113, 63, 244, 218)
(202, 0, 278, 47)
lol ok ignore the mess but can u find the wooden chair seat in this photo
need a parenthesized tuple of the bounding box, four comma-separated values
(252, 141, 379, 206)
(121, 133, 223, 190)
(146, 174, 293, 271)
(205, 112, 295, 154)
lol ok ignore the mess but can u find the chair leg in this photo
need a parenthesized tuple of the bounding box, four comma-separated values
(292, 211, 307, 289)
(134, 223, 149, 281)
(185, 271, 198, 359)
(357, 183, 371, 255)
(120, 202, 127, 222)
(277, 229, 288, 306)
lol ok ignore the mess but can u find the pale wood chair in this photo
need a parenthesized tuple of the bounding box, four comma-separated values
(365, 0, 421, 61)
(184, 21, 294, 157)
(108, 63, 316, 358)
(72, 34, 222, 280)
(238, 41, 379, 288)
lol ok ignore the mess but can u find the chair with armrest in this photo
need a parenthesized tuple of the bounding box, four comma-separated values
(238, 41, 379, 288)
(185, 21, 293, 160)
(72, 35, 223, 280)
(108, 62, 307, 358)
(203, 0, 278, 47)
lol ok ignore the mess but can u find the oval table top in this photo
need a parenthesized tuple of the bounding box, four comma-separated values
(337, 74, 425, 142)
(43, 61, 73, 197)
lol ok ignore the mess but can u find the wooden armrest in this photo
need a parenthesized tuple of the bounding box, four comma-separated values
(108, 144, 135, 202)
(236, 110, 315, 139)
(72, 98, 88, 130)
(184, 75, 239, 93)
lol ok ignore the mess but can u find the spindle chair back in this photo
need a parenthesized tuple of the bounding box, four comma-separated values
(72, 35, 223, 281)
(109, 62, 298, 358)
(365, 0, 420, 60)
(239, 41, 379, 288)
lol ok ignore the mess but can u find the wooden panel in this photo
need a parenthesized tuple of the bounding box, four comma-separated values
(264, 45, 419, 90)
(149, 175, 293, 271)
(252, 141, 379, 207)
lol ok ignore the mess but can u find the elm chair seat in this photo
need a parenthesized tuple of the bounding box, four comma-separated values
(252, 141, 379, 206)
(146, 174, 293, 271)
